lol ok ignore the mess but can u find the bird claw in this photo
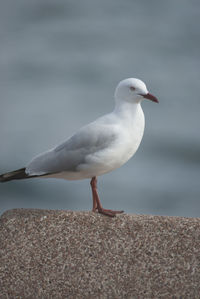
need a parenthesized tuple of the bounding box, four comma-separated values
(103, 209, 124, 214)
(93, 208, 124, 217)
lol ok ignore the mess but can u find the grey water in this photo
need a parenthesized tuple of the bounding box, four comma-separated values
(0, 0, 200, 217)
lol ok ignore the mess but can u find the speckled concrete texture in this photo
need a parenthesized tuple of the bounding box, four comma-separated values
(0, 209, 200, 298)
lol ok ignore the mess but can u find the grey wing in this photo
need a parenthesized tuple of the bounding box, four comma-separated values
(26, 124, 117, 175)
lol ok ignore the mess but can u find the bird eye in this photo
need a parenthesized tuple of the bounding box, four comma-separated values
(130, 86, 135, 91)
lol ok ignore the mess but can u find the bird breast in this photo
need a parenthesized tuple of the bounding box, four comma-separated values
(80, 106, 145, 176)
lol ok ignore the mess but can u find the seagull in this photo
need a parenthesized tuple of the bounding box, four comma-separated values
(0, 78, 158, 217)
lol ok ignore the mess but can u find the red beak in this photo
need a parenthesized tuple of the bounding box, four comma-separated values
(142, 93, 159, 103)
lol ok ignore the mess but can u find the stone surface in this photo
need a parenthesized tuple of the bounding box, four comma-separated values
(0, 209, 200, 298)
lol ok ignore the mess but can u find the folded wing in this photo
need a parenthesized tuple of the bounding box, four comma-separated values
(26, 122, 117, 176)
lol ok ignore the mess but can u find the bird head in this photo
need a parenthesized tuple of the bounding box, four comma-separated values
(115, 78, 159, 104)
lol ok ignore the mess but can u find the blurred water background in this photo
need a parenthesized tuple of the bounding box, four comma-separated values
(0, 0, 200, 216)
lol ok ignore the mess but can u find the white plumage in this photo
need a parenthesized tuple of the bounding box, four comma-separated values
(1, 78, 158, 217)
(26, 78, 149, 179)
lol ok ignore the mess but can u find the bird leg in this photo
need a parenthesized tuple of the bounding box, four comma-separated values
(91, 182, 97, 212)
(90, 176, 124, 217)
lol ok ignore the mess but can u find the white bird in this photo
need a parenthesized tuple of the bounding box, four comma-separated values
(0, 78, 158, 217)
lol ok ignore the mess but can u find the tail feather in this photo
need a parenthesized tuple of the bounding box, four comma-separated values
(0, 168, 31, 182)
(0, 168, 53, 182)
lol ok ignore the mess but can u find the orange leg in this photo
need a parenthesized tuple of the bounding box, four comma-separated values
(90, 176, 124, 217)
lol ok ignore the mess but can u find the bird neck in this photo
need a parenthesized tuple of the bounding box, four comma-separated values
(114, 99, 141, 120)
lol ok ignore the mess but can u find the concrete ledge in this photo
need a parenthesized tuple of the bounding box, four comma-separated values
(0, 209, 200, 298)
